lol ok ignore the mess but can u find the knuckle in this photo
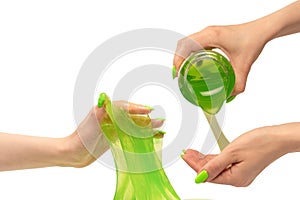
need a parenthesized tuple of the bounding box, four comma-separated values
(177, 38, 200, 56)
(222, 147, 239, 164)
(203, 25, 221, 38)
(208, 159, 223, 173)
(177, 38, 190, 51)
(235, 84, 246, 94)
(177, 38, 186, 49)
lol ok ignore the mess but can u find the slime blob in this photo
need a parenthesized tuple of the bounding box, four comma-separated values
(178, 50, 235, 115)
(98, 93, 180, 200)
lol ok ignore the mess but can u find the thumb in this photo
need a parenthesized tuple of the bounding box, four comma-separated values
(230, 60, 252, 96)
(195, 152, 235, 184)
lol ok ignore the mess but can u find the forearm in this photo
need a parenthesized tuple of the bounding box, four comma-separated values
(0, 132, 69, 171)
(0, 103, 147, 171)
(254, 1, 300, 41)
(273, 122, 300, 154)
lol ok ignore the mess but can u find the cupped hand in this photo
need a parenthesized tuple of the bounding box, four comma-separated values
(173, 23, 268, 96)
(182, 126, 287, 187)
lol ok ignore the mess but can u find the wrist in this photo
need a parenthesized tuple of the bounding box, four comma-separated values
(252, 1, 300, 41)
(57, 133, 93, 168)
(58, 130, 109, 168)
(274, 123, 300, 154)
(249, 16, 280, 44)
(53, 136, 76, 167)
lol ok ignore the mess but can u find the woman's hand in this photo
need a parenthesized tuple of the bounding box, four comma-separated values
(173, 1, 300, 96)
(178, 0, 300, 187)
(173, 23, 268, 96)
(181, 124, 300, 187)
(0, 101, 164, 171)
(63, 101, 164, 168)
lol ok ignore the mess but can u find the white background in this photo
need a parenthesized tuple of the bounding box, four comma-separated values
(1, 0, 300, 199)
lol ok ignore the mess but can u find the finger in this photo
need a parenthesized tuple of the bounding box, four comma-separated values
(93, 105, 107, 122)
(211, 161, 257, 187)
(184, 149, 217, 161)
(196, 152, 236, 184)
(182, 149, 216, 172)
(153, 130, 166, 139)
(173, 36, 203, 73)
(173, 27, 219, 74)
(209, 166, 235, 185)
(230, 68, 248, 96)
(151, 118, 165, 128)
(113, 100, 153, 114)
(185, 149, 205, 156)
(229, 55, 253, 96)
(182, 151, 205, 172)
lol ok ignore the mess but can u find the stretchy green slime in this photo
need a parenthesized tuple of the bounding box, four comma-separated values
(177, 50, 235, 150)
(98, 93, 180, 200)
(178, 50, 235, 115)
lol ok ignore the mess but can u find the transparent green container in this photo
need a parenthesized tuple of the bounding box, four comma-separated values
(178, 50, 235, 114)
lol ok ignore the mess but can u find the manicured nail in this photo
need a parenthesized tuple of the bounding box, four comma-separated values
(195, 170, 208, 184)
(172, 65, 177, 79)
(154, 130, 166, 138)
(155, 118, 166, 122)
(156, 130, 166, 135)
(180, 149, 186, 158)
(226, 95, 236, 103)
(98, 93, 106, 108)
(144, 105, 154, 111)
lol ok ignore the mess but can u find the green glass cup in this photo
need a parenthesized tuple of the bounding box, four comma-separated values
(178, 50, 235, 114)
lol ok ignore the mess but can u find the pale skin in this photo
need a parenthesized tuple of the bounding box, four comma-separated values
(175, 1, 300, 186)
(0, 101, 164, 171)
(173, 1, 300, 96)
(182, 123, 300, 186)
(2, 2, 299, 187)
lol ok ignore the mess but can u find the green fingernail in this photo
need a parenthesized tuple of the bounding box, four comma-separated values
(154, 130, 166, 138)
(155, 118, 166, 121)
(98, 93, 106, 108)
(195, 170, 208, 184)
(144, 105, 154, 111)
(180, 149, 186, 158)
(172, 65, 177, 79)
(226, 95, 236, 103)
(156, 130, 166, 135)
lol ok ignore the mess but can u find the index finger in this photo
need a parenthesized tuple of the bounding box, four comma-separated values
(173, 36, 203, 75)
(113, 100, 153, 114)
(173, 29, 218, 77)
(182, 149, 217, 172)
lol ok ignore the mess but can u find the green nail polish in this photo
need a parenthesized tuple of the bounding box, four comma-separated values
(195, 170, 208, 184)
(226, 95, 236, 103)
(180, 149, 186, 158)
(156, 130, 166, 135)
(144, 105, 154, 111)
(155, 118, 166, 121)
(172, 66, 177, 79)
(154, 130, 166, 139)
(98, 93, 106, 108)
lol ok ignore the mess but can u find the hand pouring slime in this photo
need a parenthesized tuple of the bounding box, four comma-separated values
(177, 50, 236, 150)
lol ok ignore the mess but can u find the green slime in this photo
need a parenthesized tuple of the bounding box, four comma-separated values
(178, 50, 235, 115)
(178, 50, 234, 150)
(99, 93, 180, 200)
